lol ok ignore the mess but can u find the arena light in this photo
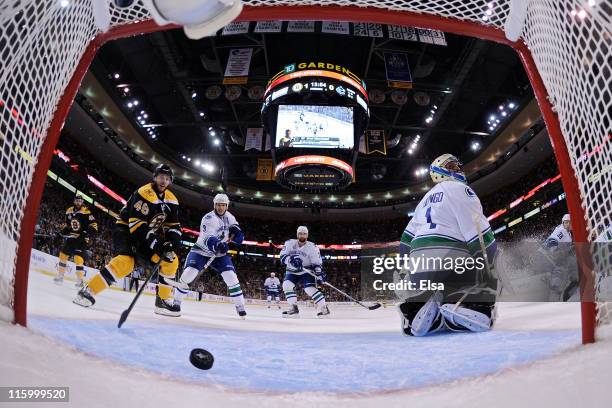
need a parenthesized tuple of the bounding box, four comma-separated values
(199, 112, 205, 117)
(59, 0, 70, 8)
(203, 162, 215, 173)
(113, 73, 120, 79)
(471, 141, 481, 151)
(192, 91, 197, 99)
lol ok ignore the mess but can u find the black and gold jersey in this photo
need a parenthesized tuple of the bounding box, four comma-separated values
(117, 183, 182, 246)
(64, 205, 98, 238)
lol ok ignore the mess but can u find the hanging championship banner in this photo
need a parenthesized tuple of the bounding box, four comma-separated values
(224, 48, 253, 79)
(417, 28, 447, 45)
(244, 127, 263, 151)
(254, 21, 282, 33)
(384, 52, 412, 89)
(256, 158, 274, 181)
(387, 25, 418, 41)
(366, 130, 387, 155)
(221, 22, 250, 35)
(353, 22, 384, 38)
(321, 21, 350, 35)
(264, 132, 271, 151)
(358, 134, 367, 154)
(287, 21, 315, 33)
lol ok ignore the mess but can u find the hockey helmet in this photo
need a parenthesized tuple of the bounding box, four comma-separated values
(213, 193, 230, 205)
(430, 153, 466, 184)
(153, 163, 174, 182)
(297, 226, 309, 236)
(562, 214, 570, 222)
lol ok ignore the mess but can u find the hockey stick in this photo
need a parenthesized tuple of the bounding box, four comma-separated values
(118, 263, 160, 328)
(303, 269, 381, 310)
(450, 213, 500, 312)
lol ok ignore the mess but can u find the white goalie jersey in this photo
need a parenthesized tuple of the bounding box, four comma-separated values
(400, 180, 495, 274)
(279, 240, 322, 275)
(194, 210, 239, 256)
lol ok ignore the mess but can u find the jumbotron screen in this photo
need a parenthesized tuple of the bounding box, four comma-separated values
(275, 105, 354, 149)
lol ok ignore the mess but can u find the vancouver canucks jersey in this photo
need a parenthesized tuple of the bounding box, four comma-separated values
(401, 180, 495, 274)
(64, 205, 98, 238)
(194, 210, 240, 256)
(264, 277, 281, 292)
(545, 224, 573, 250)
(280, 239, 322, 275)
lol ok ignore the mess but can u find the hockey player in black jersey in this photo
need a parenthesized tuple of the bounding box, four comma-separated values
(73, 164, 183, 316)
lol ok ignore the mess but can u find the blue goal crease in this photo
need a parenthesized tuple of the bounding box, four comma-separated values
(29, 316, 580, 393)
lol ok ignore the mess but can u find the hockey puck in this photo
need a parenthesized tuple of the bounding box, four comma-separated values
(190, 348, 214, 370)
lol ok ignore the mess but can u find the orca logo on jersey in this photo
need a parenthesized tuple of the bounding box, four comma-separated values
(465, 187, 476, 198)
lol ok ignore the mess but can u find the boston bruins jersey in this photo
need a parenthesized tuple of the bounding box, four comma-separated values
(64, 205, 98, 238)
(117, 183, 182, 246)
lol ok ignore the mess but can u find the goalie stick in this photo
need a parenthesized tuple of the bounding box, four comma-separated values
(447, 214, 500, 313)
(303, 269, 381, 310)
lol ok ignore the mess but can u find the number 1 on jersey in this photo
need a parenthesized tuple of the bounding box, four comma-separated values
(426, 207, 437, 229)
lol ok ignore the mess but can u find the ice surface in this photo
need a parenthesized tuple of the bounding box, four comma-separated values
(0, 269, 611, 407)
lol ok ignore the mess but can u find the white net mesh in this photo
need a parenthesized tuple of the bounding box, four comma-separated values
(0, 0, 609, 335)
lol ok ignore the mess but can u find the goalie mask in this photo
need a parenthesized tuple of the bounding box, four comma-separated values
(430, 154, 466, 184)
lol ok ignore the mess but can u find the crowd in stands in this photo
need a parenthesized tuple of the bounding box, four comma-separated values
(33, 132, 568, 301)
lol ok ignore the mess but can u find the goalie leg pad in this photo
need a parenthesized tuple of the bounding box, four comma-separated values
(440, 303, 493, 332)
(397, 291, 444, 337)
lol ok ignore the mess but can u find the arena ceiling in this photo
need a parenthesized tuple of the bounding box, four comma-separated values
(82, 22, 535, 205)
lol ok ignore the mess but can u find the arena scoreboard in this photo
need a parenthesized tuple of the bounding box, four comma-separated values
(261, 62, 370, 191)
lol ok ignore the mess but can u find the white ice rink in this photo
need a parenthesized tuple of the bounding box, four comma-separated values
(1, 269, 611, 407)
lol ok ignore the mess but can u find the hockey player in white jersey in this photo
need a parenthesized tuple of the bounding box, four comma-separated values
(264, 272, 281, 309)
(397, 153, 498, 336)
(172, 193, 247, 318)
(280, 226, 330, 318)
(544, 214, 573, 250)
(540, 214, 577, 301)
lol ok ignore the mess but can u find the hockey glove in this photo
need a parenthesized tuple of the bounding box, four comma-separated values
(313, 266, 326, 283)
(289, 255, 303, 270)
(229, 225, 244, 244)
(214, 241, 229, 255)
(161, 241, 176, 262)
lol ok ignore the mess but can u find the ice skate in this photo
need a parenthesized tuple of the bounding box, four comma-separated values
(73, 287, 95, 307)
(236, 304, 247, 319)
(316, 304, 330, 318)
(154, 295, 181, 317)
(282, 304, 299, 318)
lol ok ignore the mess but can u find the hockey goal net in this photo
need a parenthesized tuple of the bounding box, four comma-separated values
(0, 0, 609, 343)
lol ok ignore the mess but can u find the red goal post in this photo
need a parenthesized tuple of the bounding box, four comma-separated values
(1, 1, 609, 344)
